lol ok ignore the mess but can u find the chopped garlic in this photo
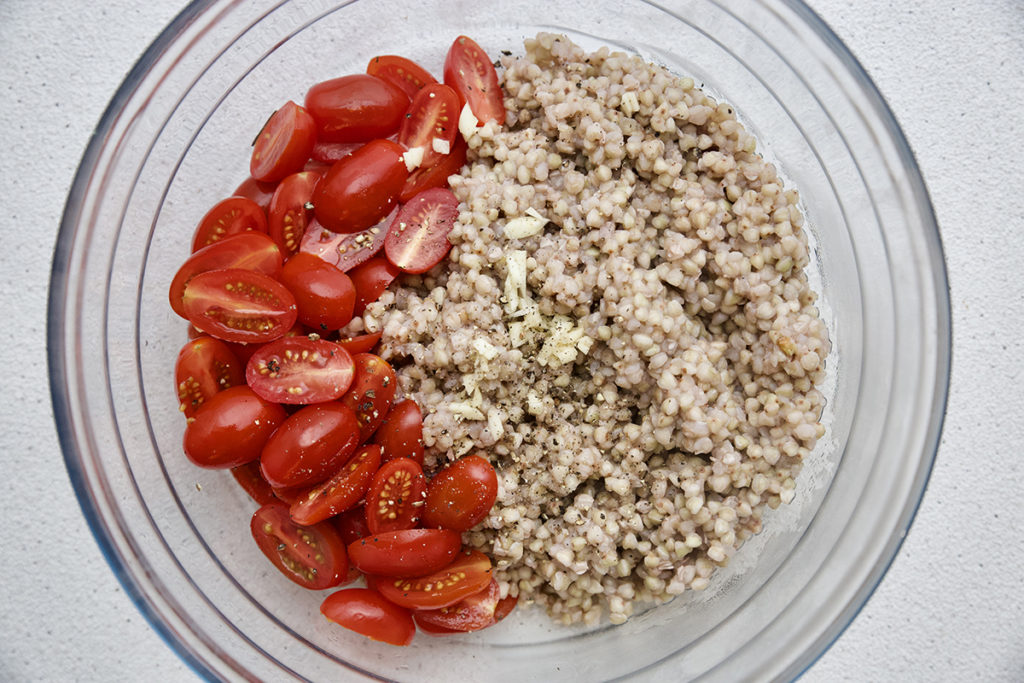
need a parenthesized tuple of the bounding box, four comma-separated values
(449, 402, 485, 420)
(473, 337, 499, 361)
(504, 207, 549, 239)
(577, 335, 595, 354)
(401, 146, 425, 172)
(459, 102, 480, 140)
(486, 408, 504, 440)
(432, 137, 451, 155)
(526, 391, 545, 416)
(503, 249, 529, 314)
(620, 91, 640, 116)
(537, 316, 586, 367)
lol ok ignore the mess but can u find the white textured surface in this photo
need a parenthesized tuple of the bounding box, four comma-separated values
(1, 0, 1021, 680)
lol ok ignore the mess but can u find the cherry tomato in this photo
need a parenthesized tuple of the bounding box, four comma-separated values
(251, 502, 348, 590)
(337, 331, 382, 355)
(332, 505, 371, 545)
(233, 176, 278, 213)
(347, 529, 461, 578)
(250, 101, 317, 183)
(493, 594, 518, 623)
(290, 444, 383, 525)
(183, 268, 297, 344)
(321, 588, 415, 646)
(310, 140, 364, 165)
(313, 139, 408, 234)
(246, 336, 355, 404)
(422, 454, 498, 532)
(399, 134, 467, 203)
(260, 402, 361, 488)
(279, 253, 356, 332)
(372, 549, 493, 610)
(169, 232, 283, 318)
(384, 187, 458, 274)
(305, 74, 410, 143)
(341, 353, 398, 442)
(443, 35, 505, 125)
(348, 256, 401, 317)
(364, 459, 426, 533)
(268, 170, 323, 259)
(174, 336, 244, 419)
(191, 196, 268, 253)
(366, 55, 437, 100)
(231, 460, 278, 505)
(299, 211, 392, 274)
(272, 483, 307, 505)
(183, 385, 286, 469)
(413, 579, 500, 633)
(398, 83, 460, 170)
(372, 399, 424, 466)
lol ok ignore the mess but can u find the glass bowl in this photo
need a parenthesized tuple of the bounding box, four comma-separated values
(48, 0, 950, 680)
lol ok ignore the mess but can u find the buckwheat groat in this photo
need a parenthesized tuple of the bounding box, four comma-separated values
(360, 33, 829, 626)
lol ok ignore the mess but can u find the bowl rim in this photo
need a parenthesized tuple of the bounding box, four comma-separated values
(47, 0, 951, 680)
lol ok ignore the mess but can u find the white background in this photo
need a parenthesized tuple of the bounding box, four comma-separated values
(1, 0, 1021, 680)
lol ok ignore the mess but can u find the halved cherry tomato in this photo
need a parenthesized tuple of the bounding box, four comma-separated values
(372, 399, 424, 466)
(373, 549, 493, 610)
(250, 101, 317, 183)
(231, 460, 278, 505)
(341, 353, 398, 442)
(398, 83, 460, 170)
(279, 253, 356, 332)
(364, 459, 426, 533)
(246, 336, 355, 404)
(443, 35, 505, 125)
(299, 211, 393, 274)
(272, 483, 307, 505)
(191, 196, 268, 253)
(305, 74, 410, 143)
(321, 588, 415, 646)
(399, 133, 467, 203)
(313, 139, 408, 234)
(174, 336, 244, 419)
(233, 176, 278, 213)
(337, 331, 382, 355)
(290, 444, 383, 525)
(260, 402, 361, 488)
(493, 593, 518, 623)
(310, 140, 364, 165)
(348, 256, 401, 317)
(268, 170, 323, 259)
(413, 579, 500, 633)
(384, 187, 458, 274)
(169, 232, 283, 318)
(183, 385, 286, 469)
(348, 529, 461, 578)
(366, 55, 437, 100)
(183, 268, 297, 344)
(251, 502, 348, 590)
(332, 505, 371, 545)
(422, 454, 498, 532)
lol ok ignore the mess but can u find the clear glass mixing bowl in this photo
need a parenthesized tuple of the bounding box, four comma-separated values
(48, 0, 950, 680)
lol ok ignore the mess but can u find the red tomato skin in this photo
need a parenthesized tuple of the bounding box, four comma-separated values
(310, 140, 364, 165)
(398, 83, 461, 169)
(250, 101, 317, 183)
(364, 459, 427, 533)
(366, 55, 437, 100)
(337, 331, 382, 355)
(174, 336, 244, 419)
(347, 529, 461, 578)
(251, 502, 348, 590)
(183, 386, 286, 469)
(341, 353, 398, 442)
(399, 134, 468, 203)
(279, 253, 356, 332)
(233, 176, 278, 213)
(191, 196, 268, 253)
(372, 399, 425, 466)
(332, 505, 371, 545)
(231, 460, 278, 506)
(443, 35, 506, 125)
(183, 269, 298, 344)
(305, 74, 410, 144)
(493, 593, 518, 623)
(373, 549, 493, 610)
(412, 579, 501, 633)
(313, 139, 409, 235)
(347, 256, 401, 317)
(260, 403, 361, 488)
(246, 336, 355, 405)
(289, 444, 383, 525)
(321, 588, 415, 646)
(169, 232, 283, 319)
(268, 170, 323, 259)
(422, 454, 499, 532)
(384, 187, 458, 274)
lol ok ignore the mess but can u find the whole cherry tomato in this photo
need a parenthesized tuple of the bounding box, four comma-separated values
(183, 385, 286, 469)
(422, 454, 499, 532)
